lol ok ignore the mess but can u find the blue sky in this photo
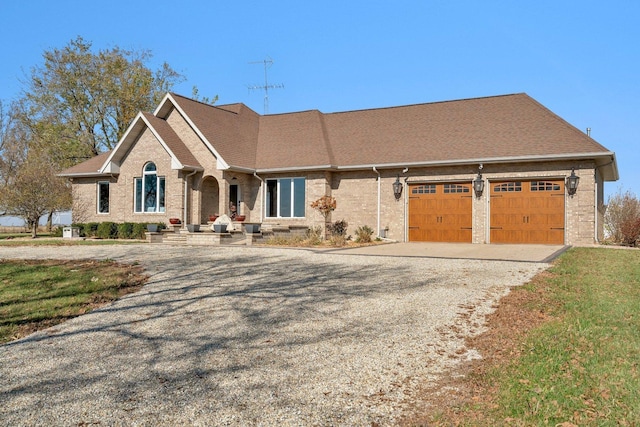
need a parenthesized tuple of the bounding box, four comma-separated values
(1, 0, 639, 218)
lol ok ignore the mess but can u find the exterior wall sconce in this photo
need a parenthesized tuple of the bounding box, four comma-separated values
(473, 172, 484, 198)
(393, 175, 403, 200)
(566, 168, 579, 196)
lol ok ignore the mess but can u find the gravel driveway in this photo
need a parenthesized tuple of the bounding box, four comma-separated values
(0, 245, 546, 426)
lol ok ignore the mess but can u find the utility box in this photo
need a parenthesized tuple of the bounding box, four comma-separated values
(62, 226, 80, 239)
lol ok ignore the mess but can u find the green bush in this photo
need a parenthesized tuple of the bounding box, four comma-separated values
(51, 226, 64, 238)
(132, 223, 148, 239)
(72, 223, 86, 237)
(85, 222, 100, 238)
(117, 222, 135, 239)
(96, 222, 117, 239)
(354, 225, 374, 243)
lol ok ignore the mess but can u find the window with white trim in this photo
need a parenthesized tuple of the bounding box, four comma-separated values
(97, 181, 109, 214)
(265, 178, 305, 218)
(134, 162, 165, 213)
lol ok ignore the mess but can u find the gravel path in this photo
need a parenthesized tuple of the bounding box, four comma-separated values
(0, 245, 546, 426)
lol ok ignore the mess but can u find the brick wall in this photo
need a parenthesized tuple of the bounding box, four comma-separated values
(69, 124, 603, 245)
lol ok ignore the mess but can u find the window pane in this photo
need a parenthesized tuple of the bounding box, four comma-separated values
(159, 177, 166, 212)
(135, 178, 142, 212)
(266, 180, 277, 217)
(280, 179, 292, 217)
(145, 162, 157, 172)
(145, 174, 157, 212)
(293, 178, 305, 217)
(98, 182, 109, 213)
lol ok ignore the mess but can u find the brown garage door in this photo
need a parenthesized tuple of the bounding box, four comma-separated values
(408, 183, 472, 242)
(490, 180, 565, 244)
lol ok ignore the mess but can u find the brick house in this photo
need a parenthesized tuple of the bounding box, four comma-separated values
(60, 92, 618, 245)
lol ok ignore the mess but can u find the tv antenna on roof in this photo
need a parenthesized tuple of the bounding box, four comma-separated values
(248, 56, 284, 114)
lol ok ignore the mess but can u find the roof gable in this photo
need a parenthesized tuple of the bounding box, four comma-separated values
(99, 112, 202, 174)
(157, 93, 260, 171)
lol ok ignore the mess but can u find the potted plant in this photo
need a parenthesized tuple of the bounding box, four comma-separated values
(146, 223, 158, 232)
(213, 223, 227, 233)
(187, 224, 200, 233)
(208, 214, 219, 222)
(169, 218, 181, 225)
(235, 215, 246, 222)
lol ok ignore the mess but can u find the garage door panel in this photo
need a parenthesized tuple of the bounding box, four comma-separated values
(408, 183, 472, 243)
(490, 180, 565, 244)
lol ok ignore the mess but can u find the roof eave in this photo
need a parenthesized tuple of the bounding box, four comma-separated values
(335, 152, 618, 180)
(57, 172, 113, 178)
(255, 165, 336, 174)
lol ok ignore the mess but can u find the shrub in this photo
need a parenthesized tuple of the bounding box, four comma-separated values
(72, 223, 86, 237)
(305, 226, 323, 245)
(96, 222, 117, 239)
(51, 226, 64, 237)
(85, 222, 100, 238)
(310, 195, 337, 219)
(117, 222, 135, 239)
(354, 225, 374, 243)
(132, 223, 148, 239)
(327, 219, 348, 237)
(620, 217, 640, 246)
(604, 189, 640, 245)
(329, 235, 347, 246)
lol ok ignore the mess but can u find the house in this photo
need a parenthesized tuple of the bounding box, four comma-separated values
(60, 92, 618, 245)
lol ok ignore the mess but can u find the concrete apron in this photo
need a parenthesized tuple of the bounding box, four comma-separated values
(331, 242, 569, 263)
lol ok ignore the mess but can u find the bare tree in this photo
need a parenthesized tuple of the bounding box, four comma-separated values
(0, 148, 70, 237)
(604, 188, 640, 245)
(20, 36, 185, 163)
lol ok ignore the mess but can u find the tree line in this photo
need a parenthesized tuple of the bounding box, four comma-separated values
(0, 36, 214, 237)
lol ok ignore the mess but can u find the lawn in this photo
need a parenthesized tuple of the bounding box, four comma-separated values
(0, 259, 147, 343)
(411, 247, 640, 426)
(0, 235, 144, 246)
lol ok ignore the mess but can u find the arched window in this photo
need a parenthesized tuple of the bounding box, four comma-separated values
(134, 162, 165, 213)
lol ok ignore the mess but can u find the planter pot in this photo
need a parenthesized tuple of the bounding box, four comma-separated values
(208, 215, 218, 222)
(235, 215, 246, 222)
(187, 224, 200, 233)
(213, 224, 228, 233)
(169, 218, 181, 225)
(146, 224, 158, 232)
(244, 223, 261, 233)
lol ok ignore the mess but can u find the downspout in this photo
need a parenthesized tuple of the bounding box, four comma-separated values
(594, 170, 599, 243)
(254, 171, 264, 223)
(184, 169, 198, 227)
(403, 168, 409, 242)
(373, 166, 381, 238)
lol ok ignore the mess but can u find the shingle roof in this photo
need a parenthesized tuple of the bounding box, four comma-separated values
(141, 112, 202, 169)
(169, 94, 259, 169)
(257, 110, 333, 170)
(60, 92, 616, 179)
(267, 93, 612, 169)
(58, 151, 111, 176)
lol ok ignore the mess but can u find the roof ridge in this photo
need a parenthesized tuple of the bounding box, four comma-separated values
(325, 93, 528, 116)
(169, 92, 244, 116)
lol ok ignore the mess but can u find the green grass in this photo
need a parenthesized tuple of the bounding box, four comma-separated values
(0, 237, 144, 246)
(0, 259, 146, 343)
(488, 248, 640, 426)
